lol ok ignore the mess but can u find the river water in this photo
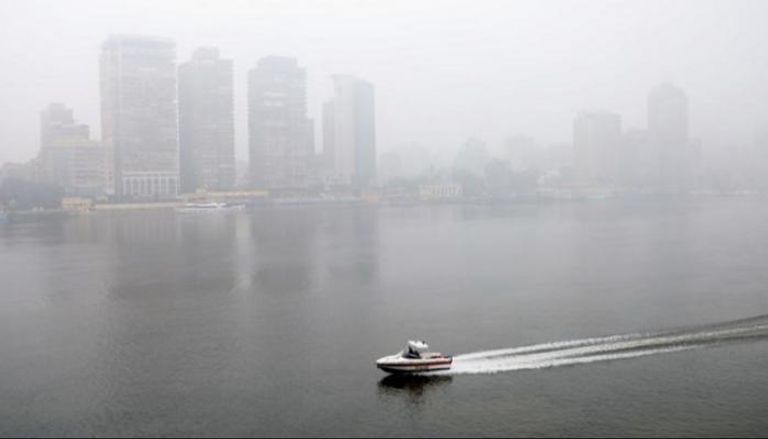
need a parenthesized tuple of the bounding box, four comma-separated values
(1, 198, 768, 436)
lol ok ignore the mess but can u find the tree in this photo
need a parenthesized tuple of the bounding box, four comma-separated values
(0, 178, 63, 210)
(484, 159, 513, 196)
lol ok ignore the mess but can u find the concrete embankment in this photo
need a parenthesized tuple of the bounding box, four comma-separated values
(93, 202, 180, 212)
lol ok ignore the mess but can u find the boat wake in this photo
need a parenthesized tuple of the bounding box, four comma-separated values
(430, 314, 768, 375)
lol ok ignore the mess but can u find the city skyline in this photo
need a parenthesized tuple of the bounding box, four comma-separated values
(3, 0, 768, 167)
(8, 38, 385, 197)
(6, 40, 748, 197)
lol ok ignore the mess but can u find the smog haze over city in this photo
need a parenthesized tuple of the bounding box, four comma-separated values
(3, 0, 768, 166)
(2, 1, 768, 437)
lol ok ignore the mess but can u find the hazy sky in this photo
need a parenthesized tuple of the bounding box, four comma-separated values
(1, 0, 768, 165)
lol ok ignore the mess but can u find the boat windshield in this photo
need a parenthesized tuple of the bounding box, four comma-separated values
(404, 346, 421, 359)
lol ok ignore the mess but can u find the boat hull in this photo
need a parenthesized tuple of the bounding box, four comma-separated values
(376, 357, 453, 374)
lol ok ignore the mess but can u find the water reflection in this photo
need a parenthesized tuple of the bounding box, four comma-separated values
(377, 374, 453, 404)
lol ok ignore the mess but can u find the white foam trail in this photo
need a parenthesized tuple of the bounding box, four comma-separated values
(429, 321, 768, 376)
(446, 345, 697, 375)
(454, 333, 643, 361)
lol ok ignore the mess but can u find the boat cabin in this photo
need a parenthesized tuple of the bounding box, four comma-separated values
(404, 340, 429, 359)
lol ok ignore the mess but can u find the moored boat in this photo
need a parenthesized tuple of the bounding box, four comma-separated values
(175, 202, 245, 214)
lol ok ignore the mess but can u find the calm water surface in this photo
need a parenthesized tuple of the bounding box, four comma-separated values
(1, 198, 768, 437)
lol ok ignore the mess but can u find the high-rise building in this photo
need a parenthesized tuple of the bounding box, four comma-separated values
(321, 100, 336, 176)
(573, 111, 622, 185)
(38, 103, 110, 198)
(322, 75, 375, 188)
(179, 47, 235, 193)
(248, 56, 314, 190)
(647, 83, 694, 189)
(616, 128, 653, 188)
(100, 35, 179, 200)
(748, 126, 768, 190)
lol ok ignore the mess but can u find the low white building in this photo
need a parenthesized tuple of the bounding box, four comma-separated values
(419, 183, 463, 200)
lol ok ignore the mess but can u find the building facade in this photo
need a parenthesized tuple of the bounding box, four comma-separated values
(100, 35, 179, 200)
(322, 75, 376, 188)
(179, 47, 235, 194)
(573, 111, 622, 185)
(248, 56, 314, 191)
(647, 83, 696, 190)
(38, 103, 110, 198)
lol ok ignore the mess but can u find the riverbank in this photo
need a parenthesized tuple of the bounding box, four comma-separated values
(94, 202, 180, 211)
(2, 189, 763, 223)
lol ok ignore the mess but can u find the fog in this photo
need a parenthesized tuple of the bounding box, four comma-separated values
(5, 2, 768, 435)
(2, 0, 768, 166)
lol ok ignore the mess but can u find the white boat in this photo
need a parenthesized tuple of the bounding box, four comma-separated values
(376, 340, 452, 374)
(175, 202, 245, 214)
